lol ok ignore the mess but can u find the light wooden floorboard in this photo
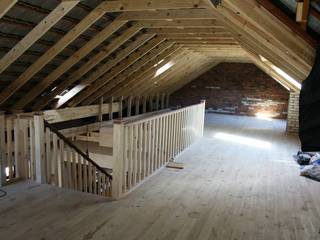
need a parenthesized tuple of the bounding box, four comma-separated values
(1, 113, 320, 240)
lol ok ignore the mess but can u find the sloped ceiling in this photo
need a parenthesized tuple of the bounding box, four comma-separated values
(0, 0, 317, 112)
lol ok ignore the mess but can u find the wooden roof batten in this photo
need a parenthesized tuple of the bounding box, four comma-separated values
(0, 0, 317, 112)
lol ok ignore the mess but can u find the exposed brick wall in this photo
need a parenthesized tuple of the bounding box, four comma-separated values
(170, 63, 289, 119)
(287, 92, 300, 133)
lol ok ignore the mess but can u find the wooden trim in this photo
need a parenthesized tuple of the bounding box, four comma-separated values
(43, 103, 120, 123)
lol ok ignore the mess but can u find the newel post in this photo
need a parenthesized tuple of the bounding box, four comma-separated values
(0, 112, 6, 186)
(112, 119, 125, 199)
(34, 114, 46, 184)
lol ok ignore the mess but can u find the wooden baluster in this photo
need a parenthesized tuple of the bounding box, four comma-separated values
(59, 140, 64, 188)
(143, 96, 147, 114)
(123, 126, 128, 193)
(21, 119, 28, 179)
(143, 122, 147, 179)
(0, 112, 6, 186)
(127, 96, 132, 117)
(147, 121, 152, 176)
(158, 117, 163, 168)
(88, 162, 93, 193)
(166, 94, 170, 109)
(161, 94, 165, 110)
(72, 151, 77, 190)
(128, 125, 133, 188)
(52, 133, 58, 185)
(29, 119, 35, 180)
(155, 94, 160, 111)
(173, 113, 178, 156)
(97, 171, 101, 195)
(78, 155, 83, 192)
(155, 118, 160, 169)
(83, 159, 88, 193)
(139, 123, 143, 181)
(133, 125, 138, 186)
(7, 119, 13, 181)
(168, 114, 172, 160)
(135, 96, 140, 116)
(149, 95, 153, 112)
(150, 119, 155, 173)
(109, 96, 114, 120)
(101, 173, 106, 196)
(119, 96, 124, 119)
(45, 128, 51, 183)
(163, 115, 168, 163)
(66, 148, 72, 189)
(13, 117, 21, 179)
(164, 115, 169, 163)
(183, 110, 187, 149)
(179, 111, 182, 151)
(93, 166, 97, 194)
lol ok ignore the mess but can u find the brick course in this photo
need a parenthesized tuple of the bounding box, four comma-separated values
(170, 63, 289, 119)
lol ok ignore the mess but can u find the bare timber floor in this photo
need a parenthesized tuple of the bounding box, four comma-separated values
(1, 113, 320, 240)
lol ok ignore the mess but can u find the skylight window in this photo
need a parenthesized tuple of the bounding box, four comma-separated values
(259, 55, 301, 90)
(271, 65, 302, 90)
(155, 62, 173, 77)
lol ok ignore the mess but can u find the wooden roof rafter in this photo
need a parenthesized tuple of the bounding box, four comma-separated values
(0, 0, 317, 112)
(0, 0, 17, 19)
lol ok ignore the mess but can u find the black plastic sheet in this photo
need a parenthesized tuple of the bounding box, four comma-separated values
(299, 46, 320, 151)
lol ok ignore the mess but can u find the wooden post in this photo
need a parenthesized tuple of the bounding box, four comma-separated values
(143, 96, 147, 114)
(14, 115, 24, 178)
(34, 114, 46, 184)
(161, 93, 165, 109)
(119, 96, 123, 119)
(0, 112, 6, 186)
(149, 95, 153, 112)
(112, 119, 125, 199)
(109, 96, 114, 120)
(155, 94, 160, 111)
(166, 94, 170, 108)
(98, 97, 103, 122)
(127, 96, 132, 117)
(135, 96, 140, 115)
(296, 0, 310, 30)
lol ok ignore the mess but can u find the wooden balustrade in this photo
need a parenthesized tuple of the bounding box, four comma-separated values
(0, 113, 35, 186)
(112, 101, 206, 199)
(1, 100, 204, 199)
(0, 112, 112, 197)
(41, 118, 112, 197)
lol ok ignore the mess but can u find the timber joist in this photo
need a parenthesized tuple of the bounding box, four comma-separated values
(0, 0, 317, 111)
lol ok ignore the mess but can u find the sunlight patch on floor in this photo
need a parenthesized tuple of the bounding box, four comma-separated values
(214, 132, 272, 149)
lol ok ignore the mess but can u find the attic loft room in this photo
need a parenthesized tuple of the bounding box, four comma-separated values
(0, 0, 320, 239)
